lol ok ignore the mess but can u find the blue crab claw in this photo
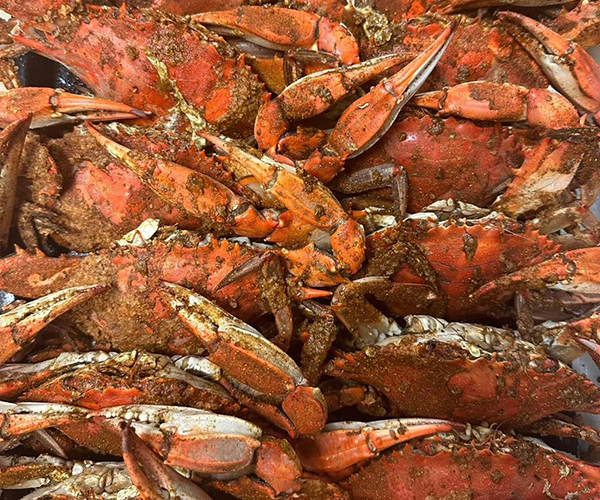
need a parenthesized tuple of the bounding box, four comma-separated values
(158, 282, 327, 436)
(0, 284, 107, 366)
(0, 114, 32, 251)
(498, 11, 600, 122)
(121, 421, 214, 500)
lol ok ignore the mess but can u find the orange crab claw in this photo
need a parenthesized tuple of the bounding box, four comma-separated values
(0, 284, 107, 366)
(0, 114, 32, 251)
(86, 123, 277, 239)
(411, 82, 579, 129)
(294, 418, 460, 477)
(121, 422, 214, 500)
(0, 88, 151, 129)
(254, 53, 415, 152)
(0, 401, 88, 439)
(158, 282, 327, 437)
(498, 11, 600, 123)
(201, 131, 365, 286)
(192, 6, 359, 65)
(302, 23, 453, 181)
(472, 247, 600, 300)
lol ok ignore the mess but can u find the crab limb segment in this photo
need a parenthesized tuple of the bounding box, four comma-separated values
(158, 282, 327, 436)
(301, 24, 453, 181)
(192, 6, 359, 65)
(472, 247, 600, 299)
(0, 88, 151, 129)
(86, 123, 277, 238)
(0, 284, 107, 366)
(200, 132, 365, 286)
(0, 401, 88, 439)
(498, 11, 600, 122)
(411, 82, 579, 128)
(294, 418, 459, 475)
(96, 405, 263, 475)
(121, 422, 214, 500)
(0, 114, 31, 251)
(254, 53, 415, 152)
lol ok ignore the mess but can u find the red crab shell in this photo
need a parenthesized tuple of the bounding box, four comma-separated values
(324, 331, 600, 426)
(343, 432, 600, 499)
(339, 115, 523, 213)
(360, 215, 559, 320)
(0, 231, 285, 354)
(360, 18, 549, 90)
(10, 4, 267, 137)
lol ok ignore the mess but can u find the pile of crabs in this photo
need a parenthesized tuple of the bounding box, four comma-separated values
(0, 0, 599, 498)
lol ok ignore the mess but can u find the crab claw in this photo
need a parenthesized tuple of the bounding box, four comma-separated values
(86, 122, 277, 239)
(192, 6, 359, 65)
(0, 88, 151, 129)
(158, 282, 327, 436)
(0, 114, 32, 251)
(294, 418, 460, 477)
(300, 24, 453, 181)
(121, 422, 214, 500)
(200, 131, 365, 286)
(0, 401, 88, 439)
(498, 11, 600, 123)
(411, 82, 579, 129)
(254, 53, 415, 152)
(471, 247, 600, 299)
(0, 284, 107, 366)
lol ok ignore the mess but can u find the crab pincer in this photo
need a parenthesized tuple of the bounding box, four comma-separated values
(0, 88, 151, 129)
(254, 53, 415, 152)
(192, 6, 359, 65)
(294, 418, 460, 477)
(0, 284, 107, 366)
(158, 282, 327, 437)
(411, 81, 580, 129)
(0, 114, 31, 252)
(86, 123, 277, 239)
(121, 422, 214, 500)
(498, 11, 600, 123)
(200, 131, 365, 286)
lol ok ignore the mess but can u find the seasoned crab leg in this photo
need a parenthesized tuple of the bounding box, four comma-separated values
(255, 53, 414, 151)
(121, 422, 214, 500)
(158, 282, 327, 436)
(498, 11, 600, 123)
(294, 418, 460, 476)
(0, 114, 31, 251)
(0, 284, 107, 365)
(472, 247, 600, 299)
(299, 24, 453, 182)
(411, 82, 579, 129)
(200, 131, 365, 286)
(0, 88, 151, 129)
(192, 6, 359, 65)
(86, 123, 277, 239)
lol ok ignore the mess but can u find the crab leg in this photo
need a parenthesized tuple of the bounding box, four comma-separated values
(294, 418, 460, 476)
(200, 131, 365, 286)
(158, 282, 327, 436)
(298, 24, 453, 182)
(86, 123, 277, 239)
(0, 401, 88, 439)
(411, 82, 579, 129)
(0, 284, 107, 366)
(192, 6, 359, 65)
(121, 422, 214, 500)
(447, 0, 573, 13)
(498, 11, 600, 123)
(472, 247, 600, 299)
(255, 53, 415, 151)
(0, 88, 151, 129)
(0, 114, 31, 252)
